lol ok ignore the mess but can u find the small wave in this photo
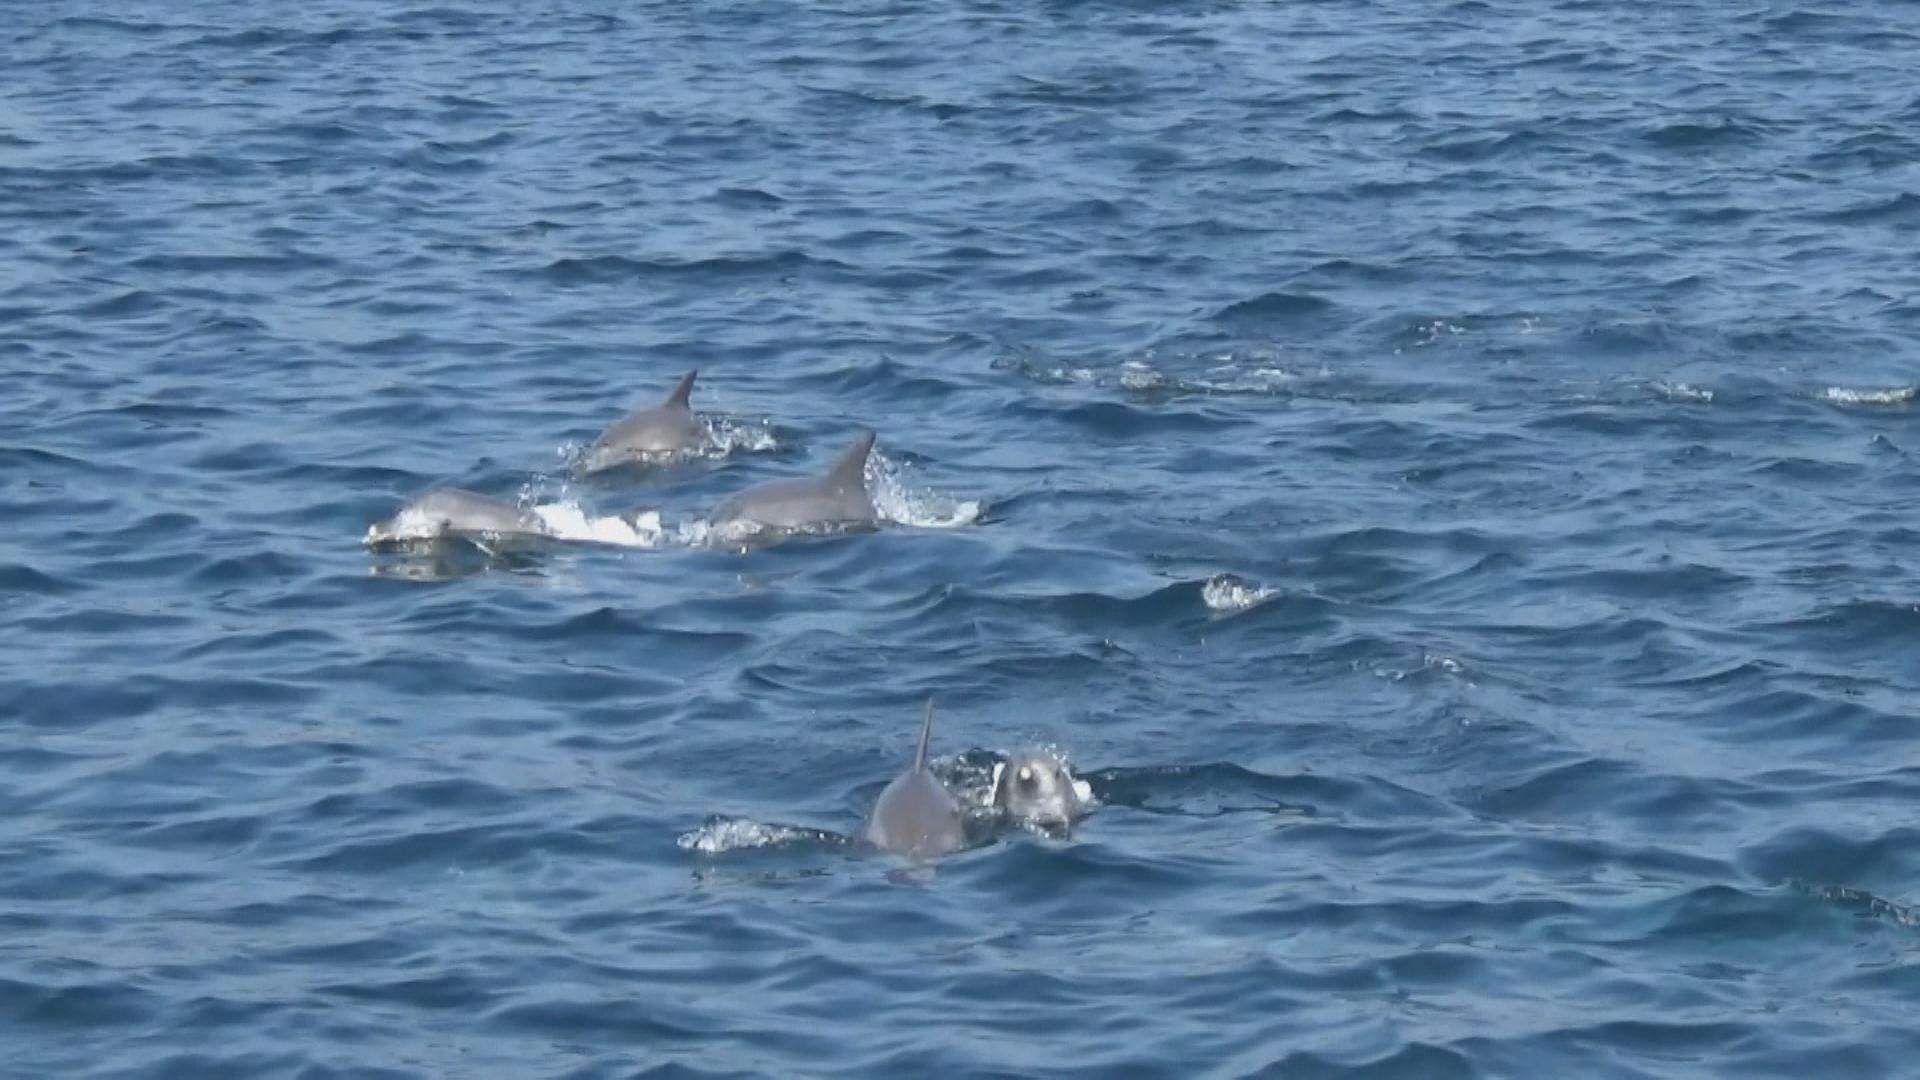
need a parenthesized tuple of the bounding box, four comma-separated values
(867, 452, 981, 529)
(996, 348, 1320, 398)
(994, 357, 1100, 385)
(1820, 385, 1916, 406)
(1213, 291, 1336, 322)
(1399, 318, 1468, 351)
(1202, 574, 1276, 614)
(676, 816, 845, 854)
(1377, 652, 1476, 685)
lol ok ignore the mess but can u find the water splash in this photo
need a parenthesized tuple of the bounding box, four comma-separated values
(676, 816, 847, 854)
(1821, 385, 1916, 406)
(867, 451, 982, 529)
(1651, 379, 1715, 403)
(997, 345, 1320, 397)
(531, 502, 666, 548)
(1119, 359, 1166, 391)
(362, 505, 446, 545)
(1202, 573, 1276, 614)
(703, 415, 780, 454)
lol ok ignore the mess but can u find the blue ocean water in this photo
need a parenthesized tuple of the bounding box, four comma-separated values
(5, 0, 1920, 1075)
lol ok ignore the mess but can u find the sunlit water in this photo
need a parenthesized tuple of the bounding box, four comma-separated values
(5, 1, 1919, 1076)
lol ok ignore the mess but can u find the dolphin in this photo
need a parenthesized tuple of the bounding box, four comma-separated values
(991, 750, 1093, 833)
(708, 431, 879, 536)
(364, 488, 553, 551)
(865, 700, 967, 858)
(578, 370, 709, 473)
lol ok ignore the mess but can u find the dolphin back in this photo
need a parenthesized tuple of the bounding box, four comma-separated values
(366, 488, 550, 547)
(865, 697, 966, 857)
(707, 431, 880, 533)
(579, 370, 708, 471)
(866, 770, 965, 856)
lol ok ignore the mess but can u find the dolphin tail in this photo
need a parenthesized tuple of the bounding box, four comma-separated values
(827, 430, 877, 489)
(913, 698, 936, 773)
(665, 369, 698, 409)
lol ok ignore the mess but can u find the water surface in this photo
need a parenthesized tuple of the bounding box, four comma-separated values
(5, 1, 1920, 1076)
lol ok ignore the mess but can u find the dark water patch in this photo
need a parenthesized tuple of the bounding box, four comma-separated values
(1641, 118, 1765, 150)
(535, 250, 839, 286)
(0, 978, 160, 1030)
(0, 563, 86, 596)
(1091, 763, 1455, 824)
(710, 186, 786, 208)
(1741, 827, 1920, 889)
(67, 289, 171, 319)
(126, 252, 326, 276)
(1817, 191, 1920, 225)
(1212, 291, 1337, 324)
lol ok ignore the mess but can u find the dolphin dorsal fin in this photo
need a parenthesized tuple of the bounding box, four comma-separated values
(664, 369, 697, 409)
(913, 699, 937, 773)
(827, 430, 876, 489)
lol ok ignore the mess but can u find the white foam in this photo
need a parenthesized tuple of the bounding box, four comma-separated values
(1202, 573, 1276, 613)
(1413, 319, 1467, 346)
(364, 506, 439, 544)
(1379, 652, 1475, 685)
(1119, 359, 1167, 390)
(704, 415, 779, 454)
(531, 502, 666, 548)
(1822, 385, 1916, 406)
(676, 817, 838, 854)
(867, 452, 982, 529)
(1652, 380, 1714, 403)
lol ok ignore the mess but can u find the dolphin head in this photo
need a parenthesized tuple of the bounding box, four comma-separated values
(364, 502, 448, 548)
(991, 751, 1088, 833)
(364, 489, 551, 550)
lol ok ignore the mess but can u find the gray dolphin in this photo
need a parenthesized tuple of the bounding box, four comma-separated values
(866, 700, 967, 858)
(991, 750, 1092, 833)
(579, 370, 709, 473)
(709, 431, 879, 536)
(364, 488, 553, 550)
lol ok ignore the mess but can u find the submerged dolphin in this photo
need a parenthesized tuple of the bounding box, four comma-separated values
(709, 431, 879, 535)
(364, 488, 553, 550)
(578, 370, 708, 473)
(866, 700, 967, 858)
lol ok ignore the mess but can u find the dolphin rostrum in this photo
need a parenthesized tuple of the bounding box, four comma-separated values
(866, 699, 967, 858)
(578, 369, 709, 473)
(364, 488, 553, 551)
(708, 431, 879, 536)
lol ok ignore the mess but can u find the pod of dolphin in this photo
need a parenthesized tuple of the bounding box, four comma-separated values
(365, 370, 880, 549)
(366, 371, 1082, 860)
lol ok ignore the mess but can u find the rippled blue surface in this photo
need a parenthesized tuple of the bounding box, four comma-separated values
(7, 1, 1920, 1075)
